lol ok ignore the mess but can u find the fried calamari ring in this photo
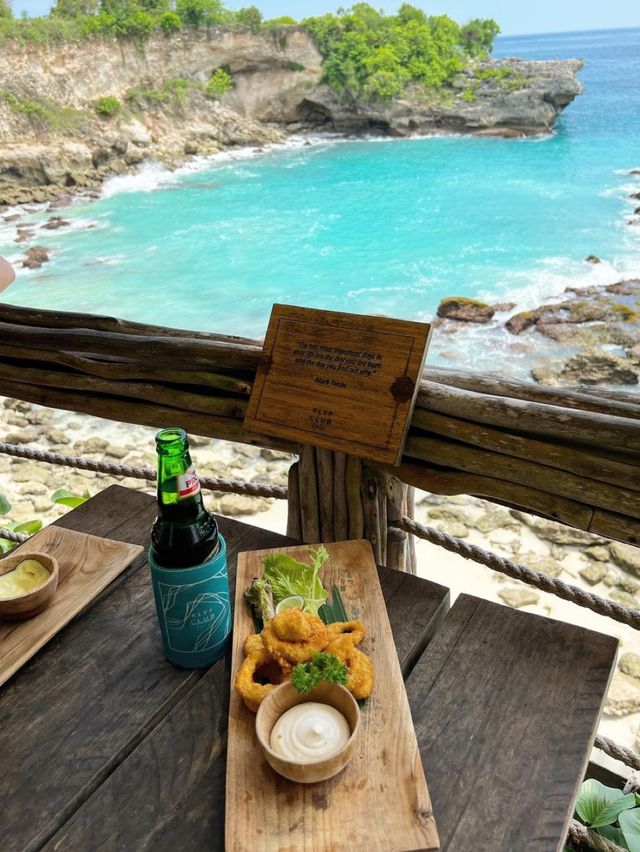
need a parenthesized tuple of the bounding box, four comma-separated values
(243, 633, 264, 656)
(262, 609, 329, 667)
(326, 620, 366, 646)
(272, 608, 312, 643)
(325, 635, 374, 700)
(234, 649, 288, 713)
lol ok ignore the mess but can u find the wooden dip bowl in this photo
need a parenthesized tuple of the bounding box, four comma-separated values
(255, 681, 361, 784)
(0, 552, 59, 620)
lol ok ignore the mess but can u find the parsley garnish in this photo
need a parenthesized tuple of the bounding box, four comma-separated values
(291, 653, 348, 695)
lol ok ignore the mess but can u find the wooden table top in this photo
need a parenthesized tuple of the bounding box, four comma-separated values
(0, 485, 617, 851)
(0, 486, 450, 851)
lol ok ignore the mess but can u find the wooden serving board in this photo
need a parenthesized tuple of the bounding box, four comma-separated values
(0, 525, 143, 687)
(226, 540, 439, 852)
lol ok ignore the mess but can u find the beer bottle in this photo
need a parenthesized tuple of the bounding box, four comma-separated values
(151, 427, 219, 569)
(148, 427, 231, 668)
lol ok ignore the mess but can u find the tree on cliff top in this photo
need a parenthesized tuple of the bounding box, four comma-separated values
(0, 0, 13, 19)
(460, 18, 501, 56)
(304, 3, 500, 100)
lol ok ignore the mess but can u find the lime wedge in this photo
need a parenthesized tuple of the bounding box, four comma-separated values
(276, 595, 305, 614)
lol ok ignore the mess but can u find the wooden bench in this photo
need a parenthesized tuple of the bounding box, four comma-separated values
(408, 594, 617, 851)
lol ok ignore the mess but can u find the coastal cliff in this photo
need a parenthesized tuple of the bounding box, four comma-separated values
(0, 28, 583, 205)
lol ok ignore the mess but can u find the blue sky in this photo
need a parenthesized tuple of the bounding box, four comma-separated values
(9, 0, 640, 36)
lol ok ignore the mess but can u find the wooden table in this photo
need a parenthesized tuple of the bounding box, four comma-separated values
(0, 486, 617, 851)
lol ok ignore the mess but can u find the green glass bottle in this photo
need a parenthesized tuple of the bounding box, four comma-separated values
(149, 427, 231, 668)
(151, 427, 220, 569)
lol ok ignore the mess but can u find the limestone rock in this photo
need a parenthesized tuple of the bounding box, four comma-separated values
(579, 563, 608, 586)
(19, 480, 48, 496)
(619, 653, 640, 679)
(609, 590, 639, 608)
(518, 551, 563, 579)
(22, 245, 51, 269)
(42, 216, 70, 230)
(604, 672, 640, 716)
(437, 297, 495, 324)
(506, 311, 537, 335)
(5, 413, 28, 427)
(436, 522, 469, 539)
(510, 510, 603, 546)
(5, 429, 38, 444)
(74, 437, 109, 454)
(3, 399, 32, 413)
(26, 408, 53, 425)
(498, 587, 540, 608)
(216, 494, 271, 516)
(105, 445, 130, 460)
(472, 508, 517, 534)
(260, 448, 294, 462)
(586, 255, 601, 264)
(46, 429, 71, 445)
(559, 348, 638, 386)
(188, 434, 211, 448)
(584, 545, 611, 562)
(609, 542, 640, 577)
(428, 506, 469, 523)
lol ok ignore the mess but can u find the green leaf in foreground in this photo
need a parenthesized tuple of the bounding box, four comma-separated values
(0, 493, 11, 516)
(620, 807, 640, 852)
(262, 549, 328, 615)
(598, 824, 630, 850)
(575, 779, 636, 828)
(51, 488, 90, 509)
(291, 653, 348, 695)
(13, 520, 43, 535)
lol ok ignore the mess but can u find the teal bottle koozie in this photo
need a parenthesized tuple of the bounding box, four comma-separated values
(148, 534, 231, 668)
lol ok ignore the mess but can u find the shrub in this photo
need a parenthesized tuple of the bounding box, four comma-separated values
(176, 0, 223, 27)
(286, 60, 304, 72)
(235, 4, 261, 32)
(158, 10, 180, 34)
(0, 0, 12, 19)
(459, 18, 500, 56)
(462, 88, 476, 103)
(95, 94, 121, 116)
(205, 67, 233, 98)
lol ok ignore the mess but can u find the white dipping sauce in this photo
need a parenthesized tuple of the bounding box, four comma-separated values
(270, 702, 350, 762)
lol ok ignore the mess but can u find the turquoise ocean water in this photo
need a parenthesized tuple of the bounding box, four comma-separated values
(2, 27, 639, 373)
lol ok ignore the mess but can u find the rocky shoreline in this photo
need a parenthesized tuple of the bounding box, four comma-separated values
(432, 259, 640, 387)
(0, 28, 583, 206)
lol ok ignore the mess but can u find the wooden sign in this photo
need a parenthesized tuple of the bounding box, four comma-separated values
(244, 305, 431, 465)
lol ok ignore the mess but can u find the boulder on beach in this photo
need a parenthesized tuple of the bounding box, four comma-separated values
(559, 348, 639, 385)
(436, 297, 495, 323)
(22, 245, 51, 268)
(506, 310, 537, 335)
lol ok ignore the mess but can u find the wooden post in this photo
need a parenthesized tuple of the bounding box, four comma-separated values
(286, 448, 417, 572)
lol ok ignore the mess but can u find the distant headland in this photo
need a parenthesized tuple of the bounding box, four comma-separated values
(0, 4, 583, 205)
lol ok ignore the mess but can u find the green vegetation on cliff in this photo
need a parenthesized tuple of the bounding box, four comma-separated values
(0, 2, 500, 104)
(303, 4, 499, 99)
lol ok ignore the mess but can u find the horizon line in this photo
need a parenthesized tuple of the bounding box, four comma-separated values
(498, 24, 640, 38)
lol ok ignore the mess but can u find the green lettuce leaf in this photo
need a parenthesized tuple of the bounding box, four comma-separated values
(263, 550, 328, 615)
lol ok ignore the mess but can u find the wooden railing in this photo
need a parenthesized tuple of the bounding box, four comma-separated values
(1, 303, 638, 557)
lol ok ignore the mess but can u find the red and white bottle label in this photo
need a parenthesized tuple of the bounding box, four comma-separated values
(177, 467, 201, 498)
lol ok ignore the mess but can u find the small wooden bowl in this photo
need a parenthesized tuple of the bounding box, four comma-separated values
(0, 551, 59, 620)
(255, 681, 361, 784)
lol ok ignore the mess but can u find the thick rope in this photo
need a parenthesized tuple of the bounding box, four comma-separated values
(395, 517, 640, 631)
(568, 819, 626, 852)
(0, 442, 287, 499)
(0, 527, 28, 544)
(595, 735, 640, 772)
